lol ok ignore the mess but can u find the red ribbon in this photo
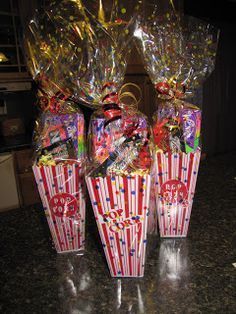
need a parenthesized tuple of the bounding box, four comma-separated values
(155, 81, 185, 99)
(102, 83, 122, 127)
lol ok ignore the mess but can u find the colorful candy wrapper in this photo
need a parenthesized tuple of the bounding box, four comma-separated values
(134, 1, 218, 237)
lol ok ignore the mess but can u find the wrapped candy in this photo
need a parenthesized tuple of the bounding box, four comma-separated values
(134, 1, 218, 237)
(25, 6, 87, 253)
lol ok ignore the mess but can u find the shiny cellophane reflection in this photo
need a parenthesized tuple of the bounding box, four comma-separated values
(134, 0, 218, 155)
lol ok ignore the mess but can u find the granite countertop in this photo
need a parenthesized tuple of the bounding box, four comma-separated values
(0, 153, 236, 314)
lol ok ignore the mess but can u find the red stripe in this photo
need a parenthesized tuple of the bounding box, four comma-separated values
(138, 176, 143, 216)
(187, 153, 194, 191)
(168, 152, 172, 180)
(91, 178, 103, 215)
(137, 175, 143, 275)
(168, 153, 172, 236)
(115, 232, 124, 276)
(76, 164, 82, 248)
(68, 166, 75, 250)
(63, 166, 71, 251)
(157, 153, 165, 236)
(178, 153, 183, 181)
(51, 166, 59, 194)
(41, 166, 63, 251)
(180, 206, 186, 235)
(106, 176, 115, 210)
(123, 176, 130, 275)
(102, 224, 117, 276)
(89, 177, 117, 275)
(137, 221, 142, 276)
(74, 164, 81, 248)
(52, 166, 64, 251)
(64, 165, 69, 192)
(123, 177, 129, 218)
(40, 167, 50, 202)
(157, 153, 163, 186)
(126, 228, 133, 276)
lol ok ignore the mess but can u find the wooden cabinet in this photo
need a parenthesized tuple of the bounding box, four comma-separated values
(124, 47, 157, 120)
(0, 0, 29, 79)
(14, 148, 40, 206)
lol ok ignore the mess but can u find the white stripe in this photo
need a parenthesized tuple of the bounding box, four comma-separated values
(86, 176, 114, 276)
(46, 165, 62, 251)
(110, 177, 121, 274)
(101, 177, 118, 275)
(49, 166, 62, 251)
(118, 176, 127, 276)
(55, 165, 67, 251)
(141, 175, 151, 276)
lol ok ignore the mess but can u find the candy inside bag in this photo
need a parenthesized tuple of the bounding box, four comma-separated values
(152, 100, 201, 153)
(33, 104, 86, 166)
(88, 105, 152, 176)
(134, 1, 219, 153)
(24, 3, 89, 166)
(55, 0, 152, 176)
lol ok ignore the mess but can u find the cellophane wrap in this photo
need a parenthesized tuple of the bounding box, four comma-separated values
(134, 1, 218, 237)
(25, 5, 87, 253)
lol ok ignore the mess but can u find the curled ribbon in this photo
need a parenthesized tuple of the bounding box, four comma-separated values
(102, 82, 142, 127)
(91, 82, 144, 176)
(38, 75, 71, 113)
(155, 81, 185, 100)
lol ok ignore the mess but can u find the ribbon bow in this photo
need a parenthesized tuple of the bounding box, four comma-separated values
(102, 82, 142, 127)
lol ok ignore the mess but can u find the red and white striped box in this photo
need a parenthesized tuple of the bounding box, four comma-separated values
(86, 174, 151, 277)
(153, 150, 201, 237)
(33, 162, 86, 253)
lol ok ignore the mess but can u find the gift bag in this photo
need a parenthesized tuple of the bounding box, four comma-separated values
(25, 5, 88, 252)
(60, 0, 153, 276)
(134, 1, 218, 237)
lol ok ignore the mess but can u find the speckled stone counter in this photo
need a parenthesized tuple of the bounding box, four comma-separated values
(0, 153, 236, 314)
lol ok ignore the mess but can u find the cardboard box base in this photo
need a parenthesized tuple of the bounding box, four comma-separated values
(86, 174, 151, 277)
(154, 150, 201, 238)
(33, 163, 86, 253)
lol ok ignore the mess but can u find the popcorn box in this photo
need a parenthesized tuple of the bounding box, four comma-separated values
(33, 162, 86, 253)
(86, 174, 151, 277)
(154, 150, 201, 237)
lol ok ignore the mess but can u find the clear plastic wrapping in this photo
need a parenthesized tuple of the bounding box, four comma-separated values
(134, 1, 219, 153)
